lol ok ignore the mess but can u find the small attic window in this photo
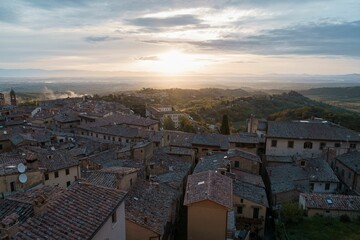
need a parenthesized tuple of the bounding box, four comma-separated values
(47, 155, 53, 159)
(198, 181, 205, 185)
(326, 199, 333, 204)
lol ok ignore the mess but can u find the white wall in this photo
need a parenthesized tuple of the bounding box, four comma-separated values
(92, 201, 126, 240)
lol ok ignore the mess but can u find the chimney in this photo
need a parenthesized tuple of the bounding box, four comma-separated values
(32, 194, 48, 216)
(25, 152, 38, 170)
(0, 213, 19, 239)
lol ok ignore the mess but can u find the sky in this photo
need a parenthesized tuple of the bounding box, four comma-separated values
(1, 0, 360, 76)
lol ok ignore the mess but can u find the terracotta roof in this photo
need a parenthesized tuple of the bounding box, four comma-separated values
(167, 131, 195, 148)
(301, 193, 360, 211)
(184, 171, 233, 209)
(24, 148, 79, 172)
(0, 199, 33, 224)
(13, 183, 126, 240)
(82, 167, 139, 189)
(232, 169, 265, 188)
(193, 153, 230, 174)
(267, 121, 360, 141)
(0, 154, 26, 176)
(336, 151, 360, 175)
(228, 133, 259, 144)
(125, 180, 178, 235)
(83, 113, 158, 128)
(192, 133, 229, 150)
(227, 149, 261, 162)
(233, 179, 269, 207)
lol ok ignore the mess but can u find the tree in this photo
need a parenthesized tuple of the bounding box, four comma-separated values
(280, 202, 303, 223)
(163, 116, 175, 130)
(179, 116, 196, 133)
(220, 114, 230, 135)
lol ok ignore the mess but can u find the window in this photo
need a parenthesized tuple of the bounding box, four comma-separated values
(130, 178, 133, 186)
(45, 173, 49, 180)
(235, 161, 240, 168)
(341, 169, 345, 177)
(334, 142, 341, 148)
(304, 142, 313, 149)
(65, 168, 70, 175)
(271, 140, 277, 147)
(348, 172, 352, 179)
(237, 206, 243, 214)
(320, 142, 326, 150)
(90, 133, 93, 136)
(66, 181, 71, 187)
(0, 144, 2, 150)
(240, 198, 243, 203)
(103, 136, 106, 140)
(287, 141, 294, 148)
(54, 171, 59, 178)
(350, 143, 356, 149)
(300, 161, 306, 167)
(112, 137, 115, 141)
(112, 212, 117, 223)
(325, 183, 330, 190)
(96, 134, 98, 138)
(253, 208, 260, 219)
(10, 181, 16, 192)
(310, 183, 314, 191)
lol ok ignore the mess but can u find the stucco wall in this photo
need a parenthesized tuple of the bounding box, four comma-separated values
(44, 165, 79, 188)
(187, 200, 228, 240)
(93, 201, 126, 240)
(126, 219, 159, 240)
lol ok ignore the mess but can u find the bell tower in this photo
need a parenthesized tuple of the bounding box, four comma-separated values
(10, 89, 17, 106)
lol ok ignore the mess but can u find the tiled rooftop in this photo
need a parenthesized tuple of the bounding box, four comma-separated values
(233, 179, 269, 207)
(227, 149, 261, 162)
(0, 199, 33, 224)
(184, 171, 233, 209)
(193, 153, 230, 174)
(82, 113, 158, 128)
(336, 151, 360, 175)
(125, 180, 178, 235)
(301, 193, 360, 211)
(228, 133, 259, 144)
(192, 133, 229, 150)
(267, 121, 360, 141)
(24, 147, 79, 172)
(167, 131, 195, 148)
(13, 183, 126, 240)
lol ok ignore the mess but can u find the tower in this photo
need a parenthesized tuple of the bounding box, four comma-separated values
(0, 93, 5, 105)
(10, 89, 17, 106)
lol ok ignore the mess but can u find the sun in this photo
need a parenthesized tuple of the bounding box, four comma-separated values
(157, 51, 193, 74)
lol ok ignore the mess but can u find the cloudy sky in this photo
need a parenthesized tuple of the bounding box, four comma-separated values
(1, 0, 360, 76)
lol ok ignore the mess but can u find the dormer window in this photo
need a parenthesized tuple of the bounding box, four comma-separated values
(304, 142, 313, 149)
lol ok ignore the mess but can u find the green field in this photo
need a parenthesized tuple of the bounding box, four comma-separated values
(277, 216, 360, 240)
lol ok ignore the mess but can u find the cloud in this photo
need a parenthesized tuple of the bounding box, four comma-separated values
(84, 35, 122, 43)
(135, 56, 159, 61)
(189, 21, 360, 56)
(126, 14, 202, 28)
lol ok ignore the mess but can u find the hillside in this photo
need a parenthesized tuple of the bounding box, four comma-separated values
(96, 89, 360, 132)
(300, 86, 360, 112)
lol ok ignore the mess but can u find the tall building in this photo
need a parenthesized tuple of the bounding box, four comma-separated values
(10, 89, 17, 106)
(0, 93, 5, 105)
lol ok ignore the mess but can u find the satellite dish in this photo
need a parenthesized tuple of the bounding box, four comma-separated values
(17, 163, 26, 173)
(19, 174, 28, 184)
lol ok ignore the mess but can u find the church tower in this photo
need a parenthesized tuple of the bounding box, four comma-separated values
(10, 89, 17, 106)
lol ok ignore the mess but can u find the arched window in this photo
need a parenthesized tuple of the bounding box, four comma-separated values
(304, 142, 313, 149)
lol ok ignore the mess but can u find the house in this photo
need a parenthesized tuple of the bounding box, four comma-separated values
(4, 183, 127, 240)
(192, 133, 229, 157)
(184, 171, 233, 240)
(266, 156, 339, 207)
(233, 179, 268, 237)
(334, 151, 360, 194)
(228, 133, 259, 154)
(193, 152, 230, 174)
(146, 104, 188, 129)
(299, 193, 360, 219)
(81, 167, 139, 191)
(54, 111, 80, 133)
(24, 148, 81, 188)
(125, 180, 179, 240)
(266, 120, 360, 157)
(0, 133, 12, 153)
(227, 149, 262, 175)
(0, 154, 42, 195)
